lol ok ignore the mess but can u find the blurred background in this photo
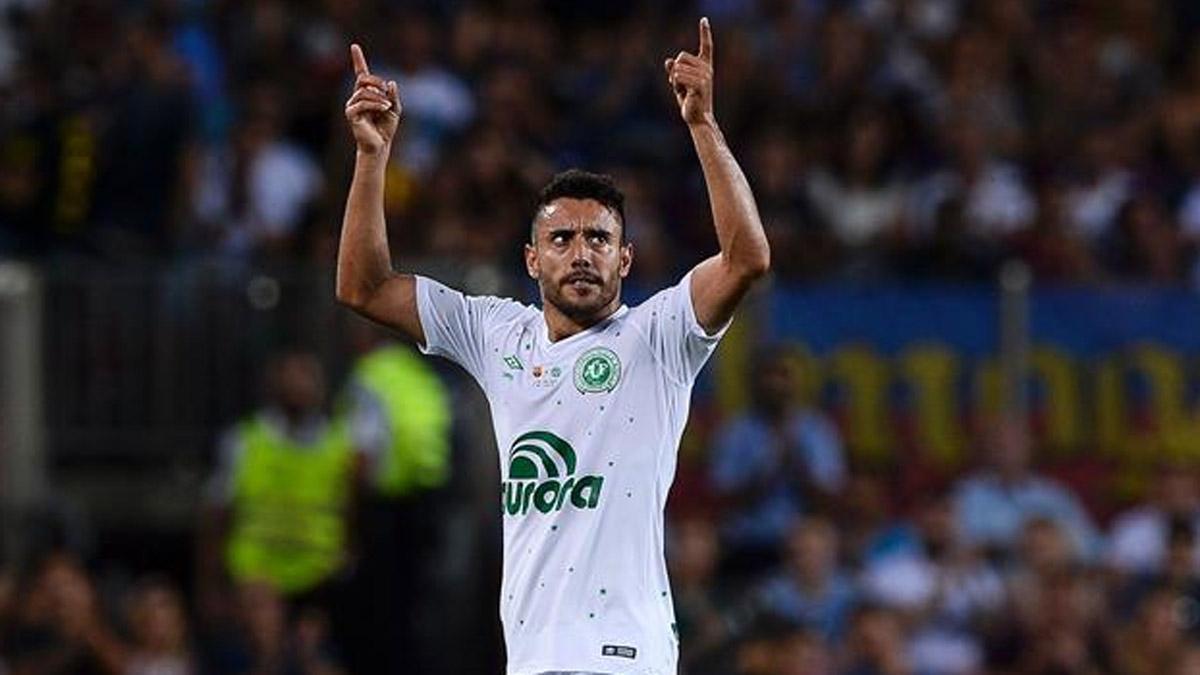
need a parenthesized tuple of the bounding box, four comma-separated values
(5, 0, 1200, 673)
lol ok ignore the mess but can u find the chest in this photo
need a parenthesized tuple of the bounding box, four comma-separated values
(488, 324, 648, 407)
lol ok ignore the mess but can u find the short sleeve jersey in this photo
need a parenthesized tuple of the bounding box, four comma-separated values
(415, 273, 726, 675)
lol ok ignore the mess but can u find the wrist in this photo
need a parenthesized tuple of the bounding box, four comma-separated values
(355, 146, 391, 168)
(687, 114, 719, 134)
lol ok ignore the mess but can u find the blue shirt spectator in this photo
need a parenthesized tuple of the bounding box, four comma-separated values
(711, 346, 847, 555)
(755, 516, 857, 643)
(952, 419, 1099, 560)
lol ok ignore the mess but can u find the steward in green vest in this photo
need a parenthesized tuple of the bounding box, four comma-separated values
(225, 413, 354, 595)
(338, 336, 455, 673)
(348, 343, 451, 497)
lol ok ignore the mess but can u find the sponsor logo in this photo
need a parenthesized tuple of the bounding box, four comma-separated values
(502, 430, 603, 516)
(531, 364, 564, 388)
(602, 645, 638, 660)
(574, 347, 621, 393)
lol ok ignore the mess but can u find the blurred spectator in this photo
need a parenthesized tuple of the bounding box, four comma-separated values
(734, 621, 834, 675)
(711, 346, 846, 574)
(1063, 122, 1135, 245)
(773, 627, 834, 675)
(859, 494, 1002, 675)
(188, 84, 322, 259)
(1114, 514, 1200, 635)
(0, 551, 126, 674)
(1010, 517, 1079, 591)
(89, 9, 194, 260)
(1110, 587, 1189, 675)
(199, 581, 343, 675)
(746, 125, 835, 280)
(1103, 193, 1185, 283)
(992, 520, 1108, 674)
(122, 576, 195, 675)
(1108, 462, 1200, 575)
(1009, 180, 1100, 283)
(669, 516, 737, 675)
(375, 10, 475, 175)
(952, 416, 1099, 561)
(753, 516, 855, 643)
(343, 319, 451, 504)
(804, 104, 906, 274)
(339, 319, 453, 673)
(1173, 643, 1200, 675)
(909, 116, 1034, 243)
(198, 349, 356, 620)
(842, 603, 914, 675)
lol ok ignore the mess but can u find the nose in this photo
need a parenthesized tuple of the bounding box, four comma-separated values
(569, 239, 592, 267)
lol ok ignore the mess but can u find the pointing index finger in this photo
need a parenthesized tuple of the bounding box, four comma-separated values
(698, 17, 713, 63)
(350, 43, 370, 76)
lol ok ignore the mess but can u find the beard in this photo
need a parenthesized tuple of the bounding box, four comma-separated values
(542, 270, 620, 323)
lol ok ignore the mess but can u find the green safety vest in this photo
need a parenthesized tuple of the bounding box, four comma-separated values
(351, 344, 451, 497)
(225, 415, 352, 595)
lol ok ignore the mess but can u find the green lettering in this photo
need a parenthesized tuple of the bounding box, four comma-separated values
(504, 482, 525, 516)
(555, 477, 576, 510)
(572, 475, 604, 509)
(521, 480, 535, 514)
(533, 480, 561, 513)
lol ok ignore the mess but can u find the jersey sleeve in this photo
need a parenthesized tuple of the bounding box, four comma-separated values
(632, 270, 731, 384)
(414, 275, 526, 383)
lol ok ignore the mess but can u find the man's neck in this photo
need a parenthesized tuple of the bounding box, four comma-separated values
(542, 297, 623, 342)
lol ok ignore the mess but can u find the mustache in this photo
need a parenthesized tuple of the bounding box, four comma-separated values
(562, 271, 602, 284)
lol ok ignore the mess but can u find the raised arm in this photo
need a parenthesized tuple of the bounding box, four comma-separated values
(665, 19, 770, 333)
(336, 44, 424, 344)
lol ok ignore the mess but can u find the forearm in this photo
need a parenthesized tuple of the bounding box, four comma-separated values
(689, 119, 770, 275)
(336, 150, 395, 307)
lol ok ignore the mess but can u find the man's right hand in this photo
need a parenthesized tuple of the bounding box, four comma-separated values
(345, 44, 401, 156)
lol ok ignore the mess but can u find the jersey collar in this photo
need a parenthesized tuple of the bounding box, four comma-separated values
(539, 304, 628, 351)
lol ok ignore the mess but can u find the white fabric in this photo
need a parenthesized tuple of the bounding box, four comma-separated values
(1106, 506, 1200, 573)
(415, 272, 726, 675)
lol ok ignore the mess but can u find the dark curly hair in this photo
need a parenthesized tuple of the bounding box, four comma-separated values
(531, 168, 626, 242)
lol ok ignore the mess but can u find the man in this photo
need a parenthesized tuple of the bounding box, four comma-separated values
(1107, 461, 1200, 575)
(198, 350, 356, 619)
(337, 18, 770, 675)
(710, 346, 846, 574)
(951, 416, 1099, 562)
(340, 317, 453, 673)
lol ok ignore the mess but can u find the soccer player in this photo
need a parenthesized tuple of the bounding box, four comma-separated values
(337, 18, 770, 675)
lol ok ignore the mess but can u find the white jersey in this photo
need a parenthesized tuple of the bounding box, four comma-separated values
(415, 272, 726, 675)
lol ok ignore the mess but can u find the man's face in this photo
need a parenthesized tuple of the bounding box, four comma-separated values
(525, 197, 632, 322)
(275, 354, 325, 415)
(753, 355, 798, 414)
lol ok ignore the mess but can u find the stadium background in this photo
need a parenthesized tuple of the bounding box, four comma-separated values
(6, 0, 1200, 673)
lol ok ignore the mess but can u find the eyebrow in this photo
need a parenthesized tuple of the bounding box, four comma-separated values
(547, 227, 614, 239)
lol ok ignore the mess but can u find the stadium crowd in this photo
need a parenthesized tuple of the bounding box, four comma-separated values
(5, 0, 1200, 285)
(9, 342, 1200, 675)
(6, 0, 1200, 674)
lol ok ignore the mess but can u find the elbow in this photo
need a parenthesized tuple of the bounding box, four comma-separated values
(734, 243, 771, 281)
(335, 282, 369, 311)
(744, 250, 771, 280)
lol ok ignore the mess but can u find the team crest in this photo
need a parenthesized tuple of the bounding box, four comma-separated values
(574, 347, 621, 393)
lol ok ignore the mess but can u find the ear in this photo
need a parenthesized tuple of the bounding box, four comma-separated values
(524, 242, 539, 279)
(618, 242, 633, 279)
